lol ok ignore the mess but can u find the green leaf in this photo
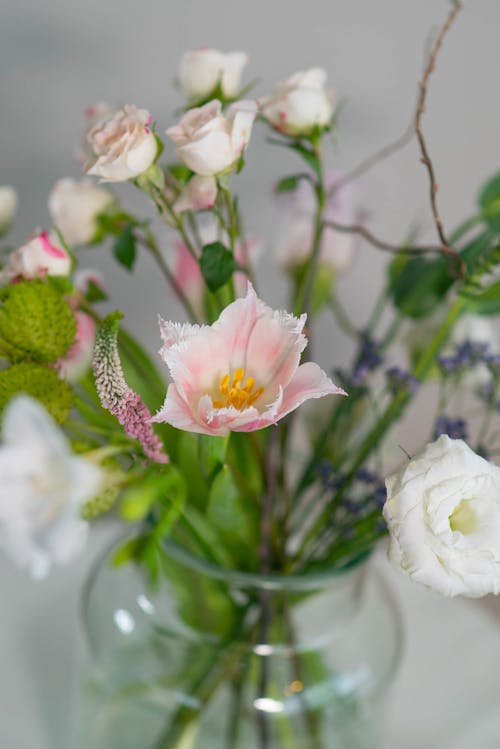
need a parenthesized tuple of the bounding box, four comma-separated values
(463, 279, 500, 316)
(0, 363, 74, 423)
(206, 465, 258, 564)
(288, 141, 321, 178)
(85, 280, 108, 303)
(389, 255, 454, 318)
(0, 280, 76, 363)
(275, 175, 302, 193)
(198, 434, 229, 482)
(113, 227, 137, 271)
(168, 162, 193, 183)
(199, 241, 238, 293)
(478, 171, 500, 231)
(120, 465, 186, 524)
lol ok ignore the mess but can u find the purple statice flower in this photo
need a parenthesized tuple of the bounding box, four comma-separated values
(433, 415, 468, 441)
(485, 354, 500, 377)
(339, 335, 383, 389)
(93, 313, 169, 464)
(385, 366, 420, 394)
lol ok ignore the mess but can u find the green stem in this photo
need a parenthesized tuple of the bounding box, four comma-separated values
(448, 214, 482, 245)
(328, 292, 358, 339)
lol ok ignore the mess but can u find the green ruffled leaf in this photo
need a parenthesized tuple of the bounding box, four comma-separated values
(199, 241, 238, 293)
(0, 363, 74, 423)
(0, 280, 76, 363)
(113, 227, 137, 271)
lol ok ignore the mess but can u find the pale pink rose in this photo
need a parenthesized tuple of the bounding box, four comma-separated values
(152, 283, 346, 436)
(178, 48, 249, 101)
(85, 104, 158, 183)
(260, 68, 334, 136)
(1, 231, 71, 282)
(276, 170, 360, 274)
(57, 311, 96, 383)
(173, 175, 218, 214)
(77, 102, 114, 169)
(166, 99, 257, 177)
(49, 178, 114, 246)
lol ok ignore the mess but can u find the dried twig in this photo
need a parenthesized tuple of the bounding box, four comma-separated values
(415, 0, 464, 273)
(323, 219, 442, 257)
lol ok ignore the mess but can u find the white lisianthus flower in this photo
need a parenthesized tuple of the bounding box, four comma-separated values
(166, 99, 257, 177)
(49, 178, 114, 246)
(0, 186, 18, 234)
(85, 104, 158, 183)
(260, 68, 334, 136)
(0, 396, 103, 578)
(1, 231, 71, 282)
(383, 435, 500, 597)
(178, 48, 248, 101)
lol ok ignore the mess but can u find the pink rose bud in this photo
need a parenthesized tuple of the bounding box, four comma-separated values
(2, 231, 71, 282)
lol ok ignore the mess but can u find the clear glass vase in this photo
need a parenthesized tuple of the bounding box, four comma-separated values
(75, 535, 402, 749)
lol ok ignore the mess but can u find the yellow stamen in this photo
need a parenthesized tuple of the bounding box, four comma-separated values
(212, 368, 264, 411)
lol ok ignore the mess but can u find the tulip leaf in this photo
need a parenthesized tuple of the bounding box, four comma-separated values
(113, 227, 137, 271)
(199, 241, 238, 292)
(198, 434, 229, 482)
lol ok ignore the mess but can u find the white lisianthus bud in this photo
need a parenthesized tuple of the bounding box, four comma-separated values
(0, 395, 102, 578)
(178, 48, 249, 101)
(383, 435, 500, 597)
(2, 231, 71, 282)
(49, 178, 114, 246)
(0, 187, 18, 234)
(85, 104, 159, 183)
(166, 99, 257, 177)
(260, 68, 334, 136)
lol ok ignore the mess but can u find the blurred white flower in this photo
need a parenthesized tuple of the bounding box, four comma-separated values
(178, 48, 248, 101)
(49, 178, 114, 246)
(0, 396, 102, 578)
(1, 231, 71, 282)
(260, 68, 334, 136)
(85, 104, 158, 182)
(166, 99, 257, 177)
(173, 174, 218, 215)
(383, 434, 500, 597)
(0, 186, 18, 234)
(276, 171, 360, 274)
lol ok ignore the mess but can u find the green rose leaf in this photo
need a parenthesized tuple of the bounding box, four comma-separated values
(199, 241, 238, 292)
(0, 280, 76, 363)
(0, 363, 74, 423)
(113, 227, 137, 271)
(275, 175, 302, 193)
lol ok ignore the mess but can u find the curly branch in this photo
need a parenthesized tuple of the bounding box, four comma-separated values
(323, 220, 441, 257)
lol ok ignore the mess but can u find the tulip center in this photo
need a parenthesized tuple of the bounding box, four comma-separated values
(212, 367, 264, 411)
(449, 498, 478, 535)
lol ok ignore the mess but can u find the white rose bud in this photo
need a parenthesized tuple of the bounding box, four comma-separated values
(260, 68, 334, 136)
(85, 104, 158, 183)
(383, 435, 500, 597)
(49, 178, 114, 246)
(2, 231, 71, 282)
(173, 175, 218, 214)
(178, 48, 248, 101)
(166, 99, 256, 177)
(0, 187, 18, 234)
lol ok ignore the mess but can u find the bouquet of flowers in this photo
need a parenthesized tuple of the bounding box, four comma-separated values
(2, 2, 500, 747)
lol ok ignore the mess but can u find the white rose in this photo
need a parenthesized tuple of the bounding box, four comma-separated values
(260, 68, 334, 136)
(178, 48, 248, 101)
(173, 175, 218, 214)
(166, 99, 257, 177)
(0, 187, 18, 234)
(49, 178, 114, 246)
(85, 104, 158, 183)
(77, 102, 114, 169)
(383, 434, 500, 597)
(2, 231, 71, 282)
(0, 396, 102, 578)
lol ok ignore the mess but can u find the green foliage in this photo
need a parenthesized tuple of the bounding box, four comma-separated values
(198, 434, 229, 482)
(113, 227, 137, 271)
(388, 255, 454, 318)
(120, 464, 186, 523)
(199, 241, 238, 292)
(287, 141, 321, 178)
(82, 485, 119, 520)
(274, 175, 302, 193)
(0, 363, 74, 423)
(478, 171, 500, 231)
(167, 162, 193, 184)
(0, 280, 76, 363)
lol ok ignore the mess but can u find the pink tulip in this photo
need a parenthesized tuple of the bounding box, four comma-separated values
(152, 283, 346, 436)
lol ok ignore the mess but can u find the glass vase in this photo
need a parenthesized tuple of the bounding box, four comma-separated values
(74, 535, 402, 749)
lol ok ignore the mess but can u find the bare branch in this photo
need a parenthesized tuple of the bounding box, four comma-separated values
(323, 219, 442, 257)
(415, 1, 464, 273)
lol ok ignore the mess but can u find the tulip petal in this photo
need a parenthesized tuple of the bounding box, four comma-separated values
(278, 362, 346, 420)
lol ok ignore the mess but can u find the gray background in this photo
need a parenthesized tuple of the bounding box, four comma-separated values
(2, 1, 500, 746)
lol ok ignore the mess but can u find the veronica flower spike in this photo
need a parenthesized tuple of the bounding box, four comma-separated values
(153, 283, 346, 436)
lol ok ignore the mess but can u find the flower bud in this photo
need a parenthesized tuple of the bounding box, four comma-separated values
(0, 186, 18, 234)
(260, 68, 334, 136)
(49, 178, 114, 246)
(178, 49, 248, 101)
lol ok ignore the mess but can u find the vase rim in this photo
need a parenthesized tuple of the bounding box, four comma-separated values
(161, 537, 372, 591)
